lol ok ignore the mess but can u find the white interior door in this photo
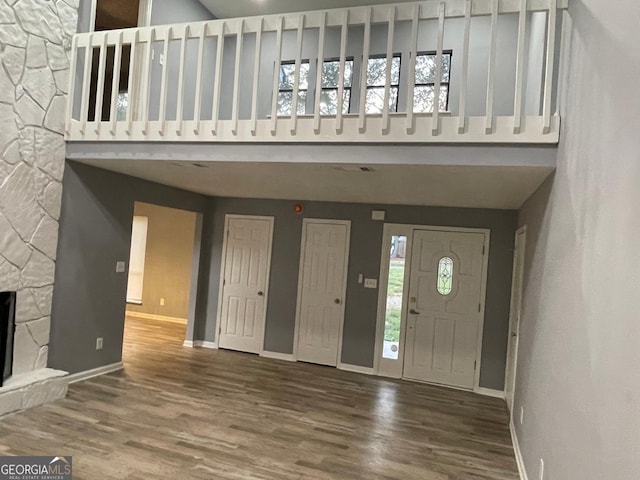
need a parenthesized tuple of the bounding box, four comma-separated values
(403, 229, 487, 389)
(295, 220, 350, 367)
(218, 216, 273, 354)
(505, 227, 527, 411)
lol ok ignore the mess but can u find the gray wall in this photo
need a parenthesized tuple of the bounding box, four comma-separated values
(201, 197, 517, 391)
(148, 0, 216, 122)
(49, 162, 208, 374)
(514, 1, 640, 478)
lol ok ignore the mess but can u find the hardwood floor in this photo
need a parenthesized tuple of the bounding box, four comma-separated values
(0, 317, 519, 479)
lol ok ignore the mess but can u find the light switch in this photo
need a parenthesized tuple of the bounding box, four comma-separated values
(364, 278, 378, 289)
(116, 261, 126, 273)
(358, 274, 364, 284)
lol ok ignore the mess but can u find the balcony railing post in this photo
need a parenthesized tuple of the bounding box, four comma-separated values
(176, 24, 189, 136)
(211, 21, 225, 135)
(485, 0, 499, 135)
(193, 23, 207, 135)
(513, 0, 528, 134)
(64, 34, 79, 136)
(542, 0, 557, 134)
(270, 16, 284, 135)
(232, 19, 245, 135)
(313, 11, 327, 134)
(158, 26, 172, 136)
(336, 9, 349, 134)
(358, 7, 372, 134)
(382, 6, 396, 134)
(251, 18, 264, 136)
(79, 33, 93, 135)
(93, 34, 108, 134)
(458, 0, 471, 134)
(432, 2, 446, 136)
(109, 31, 124, 136)
(290, 14, 306, 135)
(405, 3, 419, 134)
(141, 27, 155, 136)
(125, 30, 139, 136)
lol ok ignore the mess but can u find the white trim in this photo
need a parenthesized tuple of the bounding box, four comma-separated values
(215, 214, 275, 355)
(337, 363, 375, 375)
(66, 362, 124, 384)
(126, 311, 187, 324)
(261, 351, 295, 362)
(505, 225, 527, 412)
(88, 0, 97, 32)
(137, 0, 153, 27)
(183, 340, 218, 349)
(474, 387, 505, 399)
(292, 218, 351, 366)
(511, 420, 529, 480)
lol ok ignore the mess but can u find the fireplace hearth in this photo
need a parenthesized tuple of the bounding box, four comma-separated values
(0, 292, 16, 388)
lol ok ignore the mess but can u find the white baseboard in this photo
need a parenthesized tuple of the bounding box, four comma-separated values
(126, 311, 187, 324)
(510, 420, 529, 480)
(195, 341, 217, 349)
(261, 351, 294, 361)
(66, 362, 124, 384)
(475, 387, 505, 399)
(338, 363, 375, 375)
(183, 340, 194, 348)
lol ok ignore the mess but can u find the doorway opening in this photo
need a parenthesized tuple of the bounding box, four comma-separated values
(374, 224, 490, 392)
(123, 202, 200, 360)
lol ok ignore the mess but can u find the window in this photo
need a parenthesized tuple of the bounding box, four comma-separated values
(437, 257, 454, 296)
(382, 235, 408, 360)
(126, 216, 148, 304)
(277, 61, 310, 116)
(116, 92, 129, 121)
(413, 52, 452, 113)
(319, 59, 354, 115)
(365, 55, 401, 114)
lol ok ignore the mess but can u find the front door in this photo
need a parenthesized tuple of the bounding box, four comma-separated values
(218, 216, 273, 354)
(296, 220, 350, 367)
(403, 229, 487, 389)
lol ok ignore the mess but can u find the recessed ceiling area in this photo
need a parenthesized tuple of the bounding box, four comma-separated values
(74, 159, 552, 210)
(199, 0, 417, 19)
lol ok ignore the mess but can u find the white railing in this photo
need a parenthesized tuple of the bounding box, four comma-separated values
(65, 0, 568, 144)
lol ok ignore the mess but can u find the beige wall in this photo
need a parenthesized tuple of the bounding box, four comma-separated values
(127, 202, 197, 320)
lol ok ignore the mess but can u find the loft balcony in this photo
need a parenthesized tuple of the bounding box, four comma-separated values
(64, 0, 568, 145)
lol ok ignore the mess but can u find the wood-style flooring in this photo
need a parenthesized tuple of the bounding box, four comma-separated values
(0, 317, 519, 479)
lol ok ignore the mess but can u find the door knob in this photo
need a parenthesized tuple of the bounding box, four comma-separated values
(335, 299, 341, 304)
(409, 309, 421, 315)
(511, 332, 517, 337)
(257, 291, 264, 296)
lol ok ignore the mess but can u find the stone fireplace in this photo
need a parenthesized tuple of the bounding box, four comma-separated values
(0, 0, 78, 415)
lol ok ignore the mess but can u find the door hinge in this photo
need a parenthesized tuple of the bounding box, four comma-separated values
(482, 245, 486, 255)
(478, 303, 482, 312)
(223, 278, 226, 286)
(474, 360, 477, 370)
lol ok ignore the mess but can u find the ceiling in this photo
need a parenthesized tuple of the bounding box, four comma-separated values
(199, 0, 417, 19)
(75, 159, 552, 209)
